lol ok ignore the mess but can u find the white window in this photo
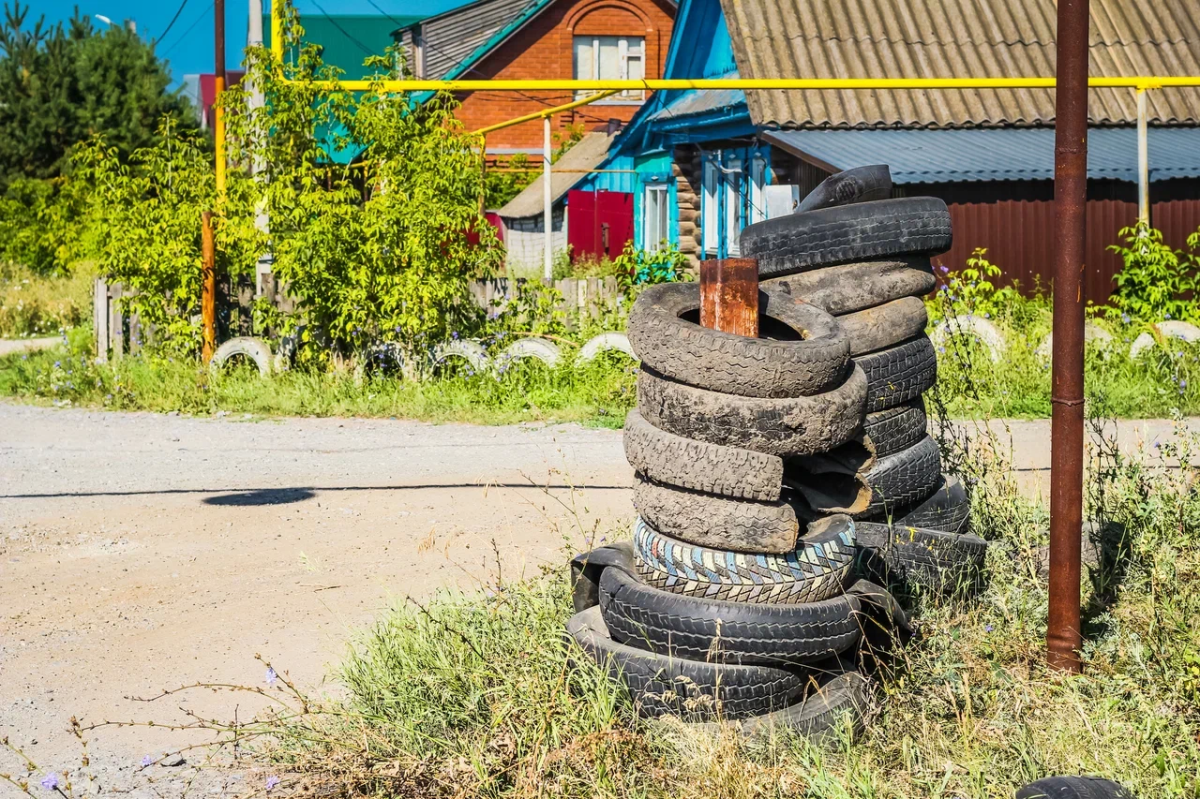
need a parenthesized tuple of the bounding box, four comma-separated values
(724, 156, 743, 256)
(573, 36, 645, 101)
(749, 156, 767, 224)
(702, 159, 718, 255)
(644, 184, 669, 250)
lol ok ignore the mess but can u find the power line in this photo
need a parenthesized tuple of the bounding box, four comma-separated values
(373, 0, 614, 126)
(307, 0, 376, 57)
(157, 0, 190, 43)
(160, 0, 212, 58)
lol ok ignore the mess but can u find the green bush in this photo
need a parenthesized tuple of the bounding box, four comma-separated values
(1107, 222, 1200, 324)
(0, 261, 95, 337)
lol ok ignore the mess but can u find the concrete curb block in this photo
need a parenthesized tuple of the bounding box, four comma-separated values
(1129, 321, 1200, 358)
(930, 316, 1007, 361)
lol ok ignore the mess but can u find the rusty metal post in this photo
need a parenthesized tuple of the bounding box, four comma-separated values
(700, 258, 759, 338)
(213, 0, 227, 199)
(1047, 0, 1090, 674)
(201, 211, 217, 363)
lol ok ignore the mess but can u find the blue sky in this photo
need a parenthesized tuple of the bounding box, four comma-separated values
(30, 0, 467, 84)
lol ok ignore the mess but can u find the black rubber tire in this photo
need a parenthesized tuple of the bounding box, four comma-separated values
(863, 399, 927, 458)
(599, 565, 862, 666)
(695, 665, 871, 739)
(623, 410, 784, 502)
(1015, 777, 1135, 799)
(633, 515, 856, 605)
(627, 282, 850, 398)
(855, 335, 938, 412)
(741, 198, 953, 280)
(838, 297, 929, 356)
(859, 435, 942, 519)
(892, 474, 970, 534)
(566, 605, 808, 721)
(633, 473, 800, 554)
(570, 542, 635, 613)
(637, 364, 867, 457)
(855, 522, 988, 594)
(796, 165, 892, 213)
(763, 258, 937, 315)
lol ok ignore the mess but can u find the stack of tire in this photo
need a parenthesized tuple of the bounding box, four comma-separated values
(565, 240, 897, 732)
(741, 167, 988, 596)
(563, 166, 983, 734)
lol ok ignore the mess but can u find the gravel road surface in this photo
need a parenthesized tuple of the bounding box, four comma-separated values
(1, 403, 1195, 795)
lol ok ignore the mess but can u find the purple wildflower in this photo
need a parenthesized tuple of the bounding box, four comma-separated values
(1166, 313, 1172, 319)
(54, 361, 61, 368)
(141, 755, 153, 767)
(40, 773, 59, 791)
(1122, 314, 1131, 324)
(985, 624, 994, 633)
(1181, 380, 1188, 389)
(451, 331, 459, 340)
(266, 776, 281, 791)
(265, 667, 277, 686)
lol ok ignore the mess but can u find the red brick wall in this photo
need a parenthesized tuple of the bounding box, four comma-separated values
(458, 0, 676, 151)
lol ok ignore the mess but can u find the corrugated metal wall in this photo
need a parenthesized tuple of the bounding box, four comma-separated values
(918, 180, 1200, 303)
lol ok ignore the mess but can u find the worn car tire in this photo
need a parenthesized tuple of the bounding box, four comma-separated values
(796, 165, 892, 213)
(637, 364, 867, 457)
(694, 663, 870, 740)
(627, 282, 850, 398)
(633, 473, 800, 554)
(855, 521, 987, 594)
(600, 565, 862, 666)
(566, 606, 808, 721)
(763, 258, 937, 315)
(863, 399, 927, 458)
(892, 475, 970, 534)
(860, 435, 942, 519)
(211, 337, 273, 376)
(838, 297, 929, 356)
(1015, 777, 1135, 799)
(624, 410, 784, 502)
(741, 198, 953, 280)
(855, 335, 938, 412)
(633, 516, 855, 605)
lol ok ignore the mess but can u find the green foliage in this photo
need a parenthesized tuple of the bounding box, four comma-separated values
(484, 152, 535, 209)
(0, 176, 90, 273)
(223, 16, 502, 360)
(613, 241, 690, 290)
(927, 247, 1028, 325)
(1107, 221, 1200, 324)
(0, 260, 95, 336)
(0, 2, 197, 189)
(73, 118, 260, 356)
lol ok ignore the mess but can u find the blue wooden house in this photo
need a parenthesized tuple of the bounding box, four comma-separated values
(577, 0, 1200, 299)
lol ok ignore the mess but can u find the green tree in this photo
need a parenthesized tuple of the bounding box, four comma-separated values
(0, 2, 196, 188)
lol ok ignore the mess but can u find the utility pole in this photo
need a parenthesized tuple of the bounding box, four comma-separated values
(248, 0, 271, 296)
(1047, 0, 1090, 674)
(202, 0, 227, 363)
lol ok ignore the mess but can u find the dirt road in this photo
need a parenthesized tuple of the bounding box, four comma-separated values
(1, 404, 1194, 795)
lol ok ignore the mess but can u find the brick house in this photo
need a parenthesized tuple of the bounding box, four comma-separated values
(394, 0, 677, 156)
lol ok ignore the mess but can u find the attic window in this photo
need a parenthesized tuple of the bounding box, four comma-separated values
(573, 36, 645, 102)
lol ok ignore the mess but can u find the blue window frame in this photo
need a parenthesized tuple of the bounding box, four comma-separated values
(700, 146, 771, 259)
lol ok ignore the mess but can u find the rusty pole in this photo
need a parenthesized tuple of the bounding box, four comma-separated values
(201, 211, 217, 362)
(699, 258, 759, 338)
(1047, 0, 1090, 674)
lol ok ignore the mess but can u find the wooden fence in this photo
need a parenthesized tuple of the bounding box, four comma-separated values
(94, 273, 623, 361)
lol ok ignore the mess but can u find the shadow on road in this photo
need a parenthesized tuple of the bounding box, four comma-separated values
(203, 488, 318, 506)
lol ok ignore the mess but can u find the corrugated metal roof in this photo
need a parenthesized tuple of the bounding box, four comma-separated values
(764, 126, 1200, 182)
(720, 0, 1200, 128)
(394, 0, 537, 80)
(497, 132, 617, 218)
(649, 86, 746, 123)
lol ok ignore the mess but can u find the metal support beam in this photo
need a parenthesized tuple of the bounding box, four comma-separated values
(201, 212, 217, 363)
(1048, 0, 1089, 675)
(543, 115, 553, 282)
(1137, 88, 1150, 223)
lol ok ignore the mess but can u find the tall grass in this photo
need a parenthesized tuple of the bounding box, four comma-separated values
(0, 337, 637, 427)
(0, 262, 95, 338)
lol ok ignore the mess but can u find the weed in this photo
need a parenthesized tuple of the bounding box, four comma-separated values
(0, 261, 95, 338)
